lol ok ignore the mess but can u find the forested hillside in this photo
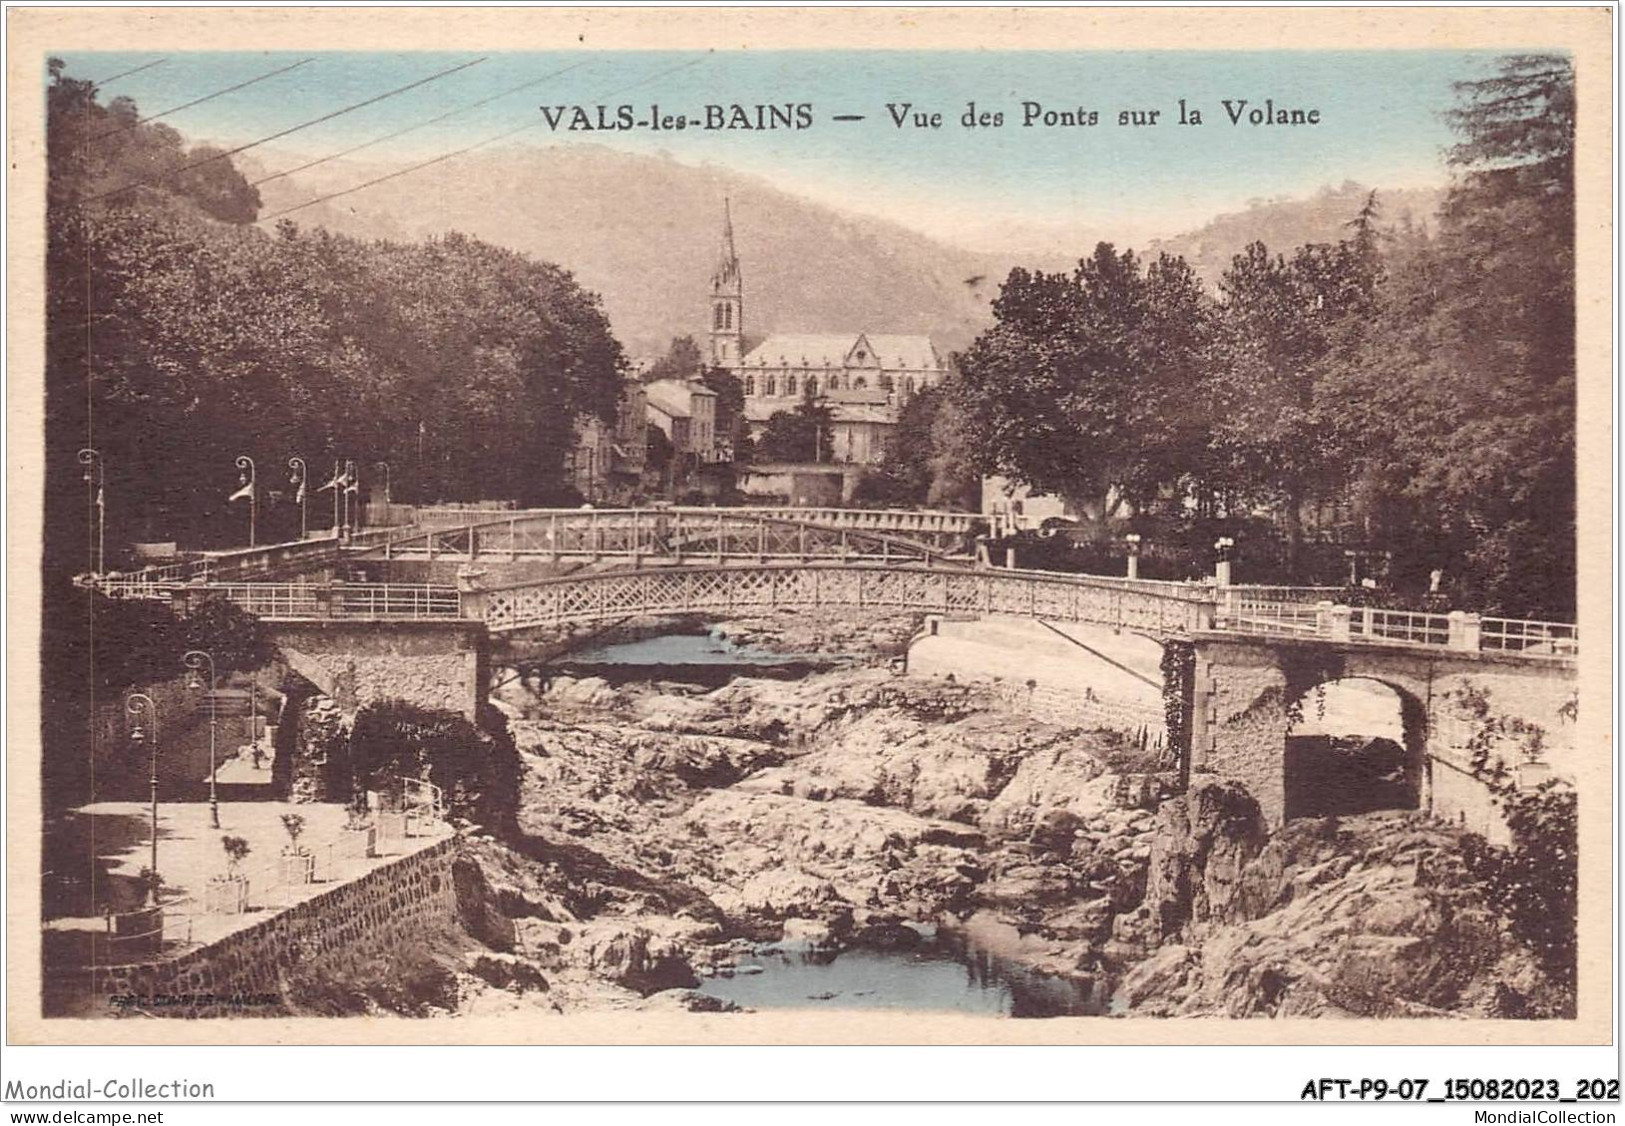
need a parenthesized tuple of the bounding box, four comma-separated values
(45, 60, 626, 567)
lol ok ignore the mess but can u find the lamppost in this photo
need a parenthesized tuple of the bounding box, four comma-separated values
(345, 459, 359, 533)
(233, 455, 257, 547)
(77, 448, 105, 574)
(1214, 536, 1236, 588)
(288, 456, 308, 541)
(326, 458, 342, 536)
(125, 692, 160, 907)
(1125, 533, 1143, 581)
(184, 650, 220, 829)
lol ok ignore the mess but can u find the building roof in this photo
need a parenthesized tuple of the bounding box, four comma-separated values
(742, 399, 900, 425)
(644, 379, 715, 420)
(830, 404, 898, 426)
(740, 332, 943, 372)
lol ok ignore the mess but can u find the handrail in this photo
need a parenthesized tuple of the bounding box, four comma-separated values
(87, 567, 1577, 659)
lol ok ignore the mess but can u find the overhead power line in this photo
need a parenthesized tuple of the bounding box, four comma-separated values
(86, 58, 168, 87)
(91, 57, 317, 142)
(86, 56, 488, 203)
(257, 53, 711, 222)
(252, 58, 591, 187)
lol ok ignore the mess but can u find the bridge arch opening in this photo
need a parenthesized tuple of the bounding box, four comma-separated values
(1284, 677, 1426, 820)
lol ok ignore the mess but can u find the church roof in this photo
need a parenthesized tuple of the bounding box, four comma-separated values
(741, 332, 943, 371)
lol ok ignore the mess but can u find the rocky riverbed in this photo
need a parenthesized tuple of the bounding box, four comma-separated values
(292, 613, 1568, 1020)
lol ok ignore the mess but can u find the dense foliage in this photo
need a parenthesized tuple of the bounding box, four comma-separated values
(41, 585, 277, 802)
(950, 56, 1575, 616)
(45, 62, 626, 566)
(1451, 683, 1577, 1010)
(856, 384, 980, 508)
(346, 700, 522, 833)
(756, 385, 835, 463)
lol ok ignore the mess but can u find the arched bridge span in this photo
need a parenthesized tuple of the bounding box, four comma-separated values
(470, 563, 1212, 636)
(358, 509, 967, 567)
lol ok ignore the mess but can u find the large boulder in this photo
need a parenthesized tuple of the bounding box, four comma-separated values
(1118, 812, 1560, 1018)
(1141, 777, 1268, 938)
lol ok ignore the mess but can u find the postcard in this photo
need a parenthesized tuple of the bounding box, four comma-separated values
(5, 6, 1612, 1053)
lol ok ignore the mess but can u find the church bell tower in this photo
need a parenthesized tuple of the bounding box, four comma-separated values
(708, 198, 744, 367)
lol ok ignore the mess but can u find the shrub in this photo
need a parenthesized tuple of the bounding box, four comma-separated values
(347, 699, 521, 833)
(1451, 684, 1577, 1005)
(220, 835, 251, 875)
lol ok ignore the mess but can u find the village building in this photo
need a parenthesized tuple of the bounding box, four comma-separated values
(643, 378, 719, 464)
(568, 377, 649, 503)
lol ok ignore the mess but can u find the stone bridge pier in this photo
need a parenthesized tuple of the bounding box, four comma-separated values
(1188, 634, 1579, 832)
(269, 620, 490, 719)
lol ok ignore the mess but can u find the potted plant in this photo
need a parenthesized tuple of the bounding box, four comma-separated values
(278, 812, 316, 885)
(342, 795, 377, 858)
(1515, 730, 1552, 791)
(207, 836, 252, 914)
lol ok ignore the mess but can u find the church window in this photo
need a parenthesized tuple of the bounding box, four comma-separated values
(856, 349, 867, 362)
(744, 375, 755, 396)
(786, 375, 797, 395)
(724, 304, 733, 330)
(766, 375, 777, 396)
(853, 376, 867, 390)
(905, 376, 915, 394)
(879, 374, 893, 392)
(806, 375, 817, 394)
(713, 304, 724, 330)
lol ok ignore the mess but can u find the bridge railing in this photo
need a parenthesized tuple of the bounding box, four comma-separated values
(405, 503, 981, 534)
(1215, 591, 1577, 658)
(1351, 606, 1452, 647)
(88, 567, 1578, 659)
(365, 508, 963, 565)
(475, 563, 1215, 637)
(96, 579, 463, 622)
(1480, 616, 1579, 656)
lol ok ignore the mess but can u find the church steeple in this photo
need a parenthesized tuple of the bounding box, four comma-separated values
(709, 197, 744, 366)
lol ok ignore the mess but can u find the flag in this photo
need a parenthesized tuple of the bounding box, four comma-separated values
(228, 479, 254, 503)
(344, 460, 359, 495)
(316, 463, 345, 492)
(95, 483, 104, 513)
(293, 476, 306, 505)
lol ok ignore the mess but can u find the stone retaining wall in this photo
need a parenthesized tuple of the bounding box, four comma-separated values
(82, 833, 461, 1018)
(987, 678, 1166, 740)
(274, 620, 487, 719)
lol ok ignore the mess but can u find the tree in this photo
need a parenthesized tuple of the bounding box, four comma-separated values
(644, 335, 705, 383)
(180, 596, 277, 673)
(954, 244, 1211, 521)
(698, 364, 747, 460)
(866, 383, 980, 508)
(756, 385, 834, 463)
(1334, 54, 1575, 615)
(43, 63, 628, 554)
(347, 699, 521, 832)
(1208, 234, 1379, 572)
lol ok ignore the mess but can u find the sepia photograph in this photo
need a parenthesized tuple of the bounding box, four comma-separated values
(4, 5, 1611, 1071)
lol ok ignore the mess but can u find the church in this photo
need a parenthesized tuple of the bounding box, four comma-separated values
(705, 201, 950, 465)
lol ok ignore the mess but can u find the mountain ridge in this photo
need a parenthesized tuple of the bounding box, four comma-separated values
(248, 145, 1442, 358)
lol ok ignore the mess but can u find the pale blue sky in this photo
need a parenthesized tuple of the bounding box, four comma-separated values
(57, 49, 1511, 248)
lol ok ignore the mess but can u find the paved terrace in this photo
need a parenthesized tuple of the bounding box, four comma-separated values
(43, 800, 452, 960)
